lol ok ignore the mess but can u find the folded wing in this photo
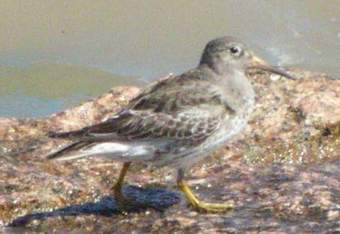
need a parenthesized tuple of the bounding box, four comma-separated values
(47, 71, 232, 160)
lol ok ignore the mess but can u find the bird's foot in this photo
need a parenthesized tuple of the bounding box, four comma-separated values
(190, 200, 234, 213)
(177, 179, 234, 213)
(113, 186, 138, 210)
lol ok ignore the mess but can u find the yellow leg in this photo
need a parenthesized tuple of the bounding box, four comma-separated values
(113, 162, 131, 203)
(177, 169, 234, 213)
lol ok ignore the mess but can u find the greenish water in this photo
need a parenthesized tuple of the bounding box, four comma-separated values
(0, 93, 65, 118)
(0, 0, 339, 117)
(0, 63, 144, 118)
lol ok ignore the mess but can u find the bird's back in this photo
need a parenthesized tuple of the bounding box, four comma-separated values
(47, 67, 235, 163)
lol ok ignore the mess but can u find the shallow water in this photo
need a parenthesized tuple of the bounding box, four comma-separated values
(0, 0, 339, 117)
(0, 63, 144, 118)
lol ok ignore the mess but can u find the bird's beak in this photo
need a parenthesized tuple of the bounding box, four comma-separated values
(248, 55, 296, 80)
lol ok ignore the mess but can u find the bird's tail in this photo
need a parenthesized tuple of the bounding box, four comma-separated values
(47, 141, 154, 162)
(46, 140, 91, 160)
(48, 129, 85, 139)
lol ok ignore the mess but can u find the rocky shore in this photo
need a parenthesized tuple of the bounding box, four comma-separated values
(0, 69, 339, 233)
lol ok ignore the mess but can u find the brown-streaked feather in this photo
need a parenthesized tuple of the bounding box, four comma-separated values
(47, 68, 234, 157)
(46, 141, 92, 159)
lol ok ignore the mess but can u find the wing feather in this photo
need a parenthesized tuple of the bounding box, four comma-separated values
(48, 70, 233, 149)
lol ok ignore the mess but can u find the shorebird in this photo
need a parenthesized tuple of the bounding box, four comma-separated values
(47, 36, 295, 212)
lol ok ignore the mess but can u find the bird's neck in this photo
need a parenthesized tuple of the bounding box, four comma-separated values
(198, 65, 255, 114)
(227, 69, 255, 114)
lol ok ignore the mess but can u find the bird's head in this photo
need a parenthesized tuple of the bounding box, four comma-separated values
(199, 36, 295, 80)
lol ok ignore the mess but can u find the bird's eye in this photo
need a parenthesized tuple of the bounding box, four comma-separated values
(229, 46, 242, 56)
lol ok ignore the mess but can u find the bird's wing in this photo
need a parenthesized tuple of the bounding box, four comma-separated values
(127, 69, 233, 113)
(47, 105, 228, 160)
(97, 106, 226, 142)
(48, 70, 234, 146)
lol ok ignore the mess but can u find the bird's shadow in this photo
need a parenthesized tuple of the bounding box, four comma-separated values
(8, 185, 181, 227)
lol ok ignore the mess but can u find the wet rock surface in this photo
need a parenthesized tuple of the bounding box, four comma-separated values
(0, 70, 339, 233)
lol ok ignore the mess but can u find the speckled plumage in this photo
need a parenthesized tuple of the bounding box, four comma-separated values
(47, 36, 295, 212)
(47, 36, 292, 169)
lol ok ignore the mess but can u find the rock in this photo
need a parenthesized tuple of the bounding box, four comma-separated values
(0, 69, 339, 233)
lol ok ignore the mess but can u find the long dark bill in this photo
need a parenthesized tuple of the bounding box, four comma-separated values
(251, 64, 296, 80)
(248, 55, 296, 80)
